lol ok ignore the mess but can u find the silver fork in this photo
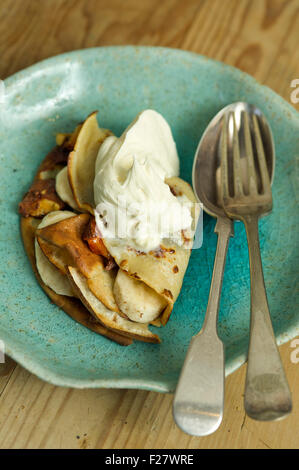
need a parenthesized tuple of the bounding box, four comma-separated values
(220, 110, 292, 421)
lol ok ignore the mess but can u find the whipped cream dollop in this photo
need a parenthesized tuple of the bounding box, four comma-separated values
(93, 109, 192, 252)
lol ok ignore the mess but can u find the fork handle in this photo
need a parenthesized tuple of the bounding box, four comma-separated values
(243, 215, 292, 421)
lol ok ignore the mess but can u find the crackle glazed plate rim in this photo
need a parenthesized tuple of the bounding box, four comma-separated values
(1, 46, 299, 392)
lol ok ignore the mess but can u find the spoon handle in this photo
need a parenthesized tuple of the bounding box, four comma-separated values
(173, 217, 233, 436)
(244, 215, 292, 421)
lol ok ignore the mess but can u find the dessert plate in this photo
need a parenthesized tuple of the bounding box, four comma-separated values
(0, 46, 298, 391)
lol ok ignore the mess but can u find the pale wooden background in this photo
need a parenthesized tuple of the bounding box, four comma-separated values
(0, 0, 298, 449)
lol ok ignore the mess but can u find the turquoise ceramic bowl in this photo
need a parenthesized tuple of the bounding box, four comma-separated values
(0, 47, 298, 391)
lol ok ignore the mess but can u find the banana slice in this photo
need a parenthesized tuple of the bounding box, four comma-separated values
(113, 269, 167, 324)
(55, 167, 80, 211)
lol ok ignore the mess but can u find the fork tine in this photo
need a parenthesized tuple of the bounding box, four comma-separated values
(220, 114, 229, 201)
(252, 114, 271, 193)
(243, 111, 258, 195)
(232, 112, 243, 197)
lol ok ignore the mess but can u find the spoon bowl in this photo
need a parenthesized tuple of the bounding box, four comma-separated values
(192, 102, 275, 218)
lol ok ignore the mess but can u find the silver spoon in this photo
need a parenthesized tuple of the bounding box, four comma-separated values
(173, 102, 276, 436)
(173, 105, 235, 436)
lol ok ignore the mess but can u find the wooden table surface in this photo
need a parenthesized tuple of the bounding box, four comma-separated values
(0, 0, 298, 449)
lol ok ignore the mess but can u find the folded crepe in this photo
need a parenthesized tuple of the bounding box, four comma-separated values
(19, 111, 199, 344)
(34, 210, 160, 343)
(20, 216, 133, 346)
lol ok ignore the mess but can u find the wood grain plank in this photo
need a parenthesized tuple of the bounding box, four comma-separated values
(0, 356, 17, 401)
(0, 0, 298, 449)
(0, 339, 297, 449)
